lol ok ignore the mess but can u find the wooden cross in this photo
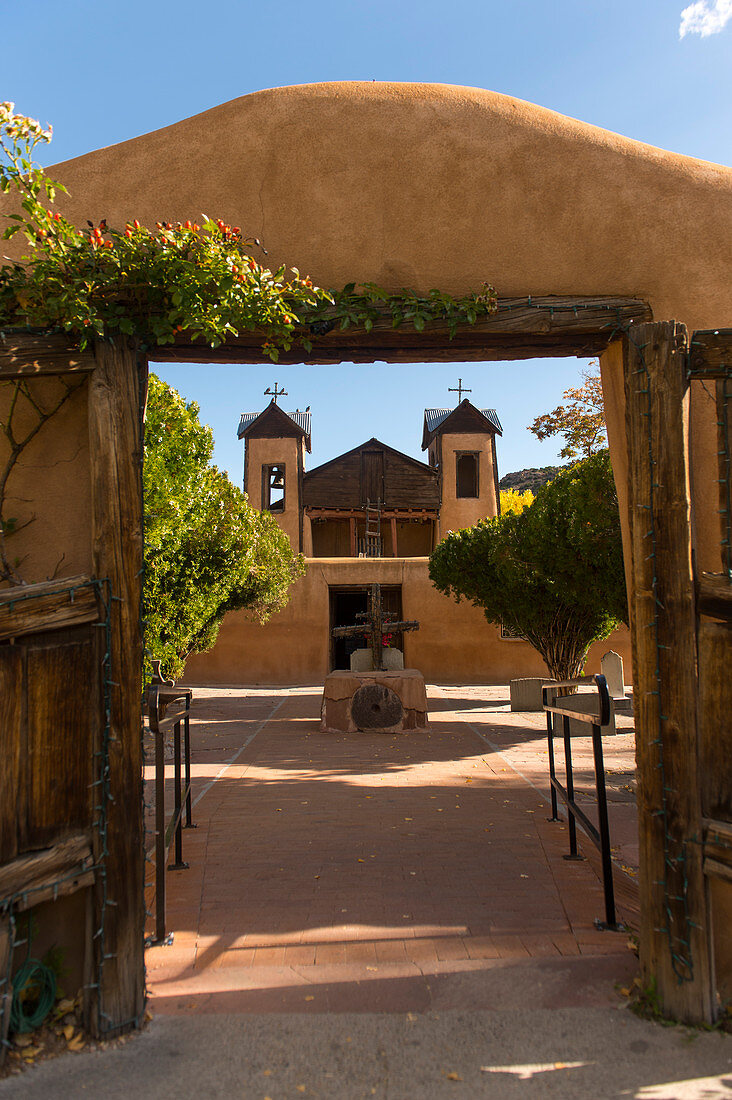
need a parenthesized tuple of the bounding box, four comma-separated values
(332, 583, 420, 671)
(264, 382, 288, 404)
(448, 378, 471, 403)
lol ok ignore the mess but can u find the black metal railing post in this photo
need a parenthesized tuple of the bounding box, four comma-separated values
(184, 708, 195, 829)
(591, 719, 617, 928)
(145, 684, 193, 945)
(544, 686, 560, 821)
(542, 673, 620, 930)
(562, 713, 583, 860)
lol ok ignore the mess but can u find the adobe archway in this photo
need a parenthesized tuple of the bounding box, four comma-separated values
(0, 83, 730, 1034)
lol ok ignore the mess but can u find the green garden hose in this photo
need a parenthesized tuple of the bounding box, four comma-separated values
(9, 959, 56, 1034)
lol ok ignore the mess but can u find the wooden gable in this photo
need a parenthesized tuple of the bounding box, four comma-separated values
(303, 438, 439, 510)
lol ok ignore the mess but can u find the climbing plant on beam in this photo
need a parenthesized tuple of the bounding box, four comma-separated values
(0, 104, 497, 360)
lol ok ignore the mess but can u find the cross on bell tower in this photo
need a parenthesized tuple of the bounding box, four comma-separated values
(264, 382, 288, 405)
(448, 378, 471, 404)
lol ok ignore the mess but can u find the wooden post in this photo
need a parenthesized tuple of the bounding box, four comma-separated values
(717, 377, 731, 575)
(391, 516, 398, 558)
(624, 321, 714, 1023)
(350, 517, 357, 558)
(87, 339, 147, 1037)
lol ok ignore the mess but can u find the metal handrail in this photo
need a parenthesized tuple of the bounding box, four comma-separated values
(145, 684, 194, 946)
(542, 673, 619, 930)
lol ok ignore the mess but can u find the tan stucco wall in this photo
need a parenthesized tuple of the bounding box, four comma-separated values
(42, 82, 730, 323)
(244, 435, 301, 549)
(438, 432, 497, 537)
(31, 81, 730, 572)
(0, 377, 92, 586)
(183, 556, 632, 686)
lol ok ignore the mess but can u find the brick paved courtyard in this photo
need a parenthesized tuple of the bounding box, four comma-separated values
(145, 685, 639, 1014)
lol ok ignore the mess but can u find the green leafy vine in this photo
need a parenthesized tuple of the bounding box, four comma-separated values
(0, 103, 497, 360)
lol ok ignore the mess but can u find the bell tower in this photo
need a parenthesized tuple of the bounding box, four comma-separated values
(237, 391, 311, 551)
(422, 396, 502, 541)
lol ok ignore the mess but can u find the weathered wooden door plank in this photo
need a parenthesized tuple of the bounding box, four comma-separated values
(0, 648, 24, 864)
(26, 642, 94, 847)
(0, 575, 99, 641)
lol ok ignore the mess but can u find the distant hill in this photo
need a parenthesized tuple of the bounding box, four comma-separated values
(499, 466, 562, 492)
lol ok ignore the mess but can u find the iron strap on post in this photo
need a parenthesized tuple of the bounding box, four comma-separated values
(145, 685, 194, 946)
(542, 674, 619, 930)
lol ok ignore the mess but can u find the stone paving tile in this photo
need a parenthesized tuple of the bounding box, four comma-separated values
(146, 684, 638, 1015)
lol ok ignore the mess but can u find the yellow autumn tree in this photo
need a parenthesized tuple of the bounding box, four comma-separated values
(528, 366, 606, 461)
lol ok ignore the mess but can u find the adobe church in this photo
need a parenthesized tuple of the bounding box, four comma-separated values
(184, 390, 631, 684)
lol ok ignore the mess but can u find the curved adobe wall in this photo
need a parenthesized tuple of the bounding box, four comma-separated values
(46, 82, 731, 324)
(42, 82, 732, 568)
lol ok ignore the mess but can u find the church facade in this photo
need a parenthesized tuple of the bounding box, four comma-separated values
(183, 396, 631, 685)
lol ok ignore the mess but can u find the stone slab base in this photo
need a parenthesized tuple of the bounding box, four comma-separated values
(321, 669, 428, 733)
(510, 677, 556, 712)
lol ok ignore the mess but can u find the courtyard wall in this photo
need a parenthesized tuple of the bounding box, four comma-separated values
(183, 556, 632, 685)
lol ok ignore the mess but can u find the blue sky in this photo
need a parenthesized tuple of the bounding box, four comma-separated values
(4, 1, 731, 481)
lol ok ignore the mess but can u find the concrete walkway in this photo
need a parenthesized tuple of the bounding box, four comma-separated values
(144, 685, 639, 1015)
(4, 684, 731, 1098)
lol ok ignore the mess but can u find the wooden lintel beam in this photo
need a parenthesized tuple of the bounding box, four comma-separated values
(0, 297, 651, 369)
(151, 295, 652, 365)
(0, 574, 99, 641)
(688, 329, 732, 377)
(0, 334, 95, 377)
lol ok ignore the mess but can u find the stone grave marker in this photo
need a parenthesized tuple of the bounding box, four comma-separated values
(601, 651, 625, 699)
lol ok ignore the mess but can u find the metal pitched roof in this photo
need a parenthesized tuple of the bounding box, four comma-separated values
(237, 407, 312, 445)
(423, 406, 503, 437)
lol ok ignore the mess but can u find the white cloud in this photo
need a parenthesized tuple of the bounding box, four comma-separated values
(679, 0, 732, 38)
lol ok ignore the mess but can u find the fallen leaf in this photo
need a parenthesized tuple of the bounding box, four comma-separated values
(358, 859, 364, 863)
(406, 1012, 417, 1022)
(68, 1035, 85, 1051)
(14, 1034, 32, 1048)
(263, 1069, 272, 1076)
(446, 1071, 462, 1081)
(296, 1087, 306, 1093)
(63, 1023, 75, 1040)
(304, 995, 314, 1002)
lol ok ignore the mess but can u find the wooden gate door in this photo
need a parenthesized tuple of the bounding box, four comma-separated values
(0, 338, 146, 1048)
(624, 321, 732, 1023)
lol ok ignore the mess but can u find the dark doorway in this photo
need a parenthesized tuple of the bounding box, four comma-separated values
(329, 585, 403, 670)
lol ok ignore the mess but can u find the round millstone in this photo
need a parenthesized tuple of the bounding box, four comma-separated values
(350, 683, 404, 731)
